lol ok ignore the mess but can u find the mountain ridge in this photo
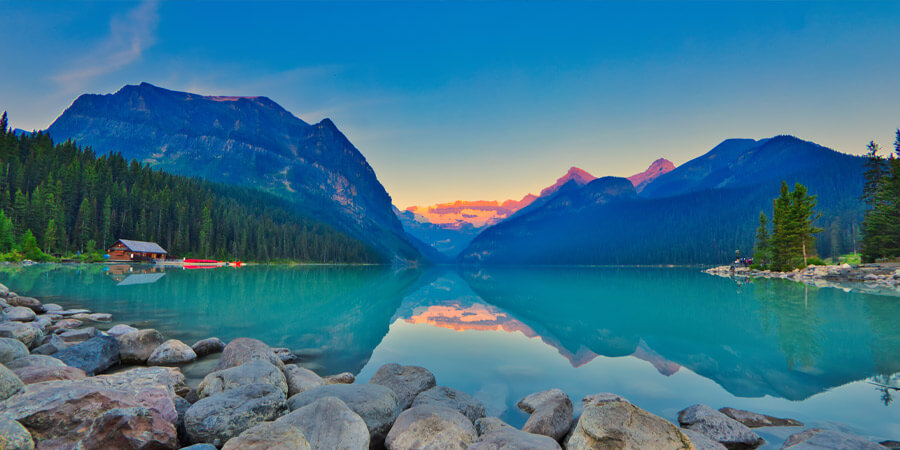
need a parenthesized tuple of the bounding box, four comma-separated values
(47, 82, 422, 263)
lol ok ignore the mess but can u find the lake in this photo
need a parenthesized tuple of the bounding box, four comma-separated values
(2, 264, 898, 446)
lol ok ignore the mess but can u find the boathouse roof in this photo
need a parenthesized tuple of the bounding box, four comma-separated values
(115, 239, 168, 254)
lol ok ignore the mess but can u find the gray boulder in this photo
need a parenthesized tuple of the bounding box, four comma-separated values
(682, 429, 727, 450)
(7, 296, 42, 313)
(0, 337, 28, 364)
(582, 393, 629, 406)
(184, 383, 288, 447)
(106, 324, 139, 337)
(6, 306, 36, 322)
(566, 400, 692, 450)
(277, 396, 370, 449)
(148, 339, 197, 365)
(221, 421, 311, 450)
(472, 417, 561, 450)
(51, 335, 119, 375)
(718, 407, 802, 428)
(782, 428, 887, 449)
(117, 329, 165, 363)
(517, 388, 573, 441)
(370, 363, 436, 410)
(678, 404, 764, 449)
(192, 337, 225, 357)
(30, 334, 68, 355)
(198, 360, 288, 398)
(385, 405, 476, 450)
(48, 318, 82, 331)
(58, 327, 101, 343)
(216, 337, 284, 371)
(324, 372, 356, 384)
(0, 363, 25, 401)
(287, 383, 400, 446)
(42, 303, 63, 313)
(6, 354, 67, 370)
(284, 364, 325, 397)
(412, 386, 485, 423)
(0, 322, 43, 348)
(0, 283, 8, 298)
(0, 369, 181, 448)
(0, 417, 34, 450)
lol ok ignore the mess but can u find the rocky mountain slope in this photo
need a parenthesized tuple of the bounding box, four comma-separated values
(47, 83, 422, 263)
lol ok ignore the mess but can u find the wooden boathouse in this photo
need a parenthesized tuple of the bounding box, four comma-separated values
(107, 239, 168, 262)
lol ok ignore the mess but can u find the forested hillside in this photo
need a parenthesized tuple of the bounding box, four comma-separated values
(0, 112, 380, 263)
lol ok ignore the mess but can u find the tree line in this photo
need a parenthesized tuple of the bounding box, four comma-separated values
(752, 182, 823, 271)
(0, 112, 381, 263)
(860, 130, 900, 262)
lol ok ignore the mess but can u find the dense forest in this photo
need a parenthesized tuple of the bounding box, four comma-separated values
(0, 112, 381, 263)
(860, 130, 900, 262)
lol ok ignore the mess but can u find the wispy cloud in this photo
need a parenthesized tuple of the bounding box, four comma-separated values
(52, 0, 159, 93)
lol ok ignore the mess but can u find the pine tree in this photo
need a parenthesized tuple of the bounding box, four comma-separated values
(770, 182, 792, 271)
(44, 219, 57, 254)
(789, 183, 823, 266)
(753, 211, 769, 268)
(0, 210, 14, 252)
(101, 195, 112, 249)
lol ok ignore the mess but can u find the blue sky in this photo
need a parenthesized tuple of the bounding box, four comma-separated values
(2, 1, 899, 207)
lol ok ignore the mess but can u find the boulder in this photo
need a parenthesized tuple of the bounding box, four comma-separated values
(471, 417, 561, 450)
(272, 347, 298, 363)
(0, 370, 180, 448)
(517, 389, 573, 441)
(6, 306, 36, 322)
(175, 395, 191, 445)
(198, 360, 288, 398)
(216, 337, 284, 371)
(718, 407, 802, 428)
(385, 405, 476, 450)
(0, 336, 29, 364)
(51, 335, 119, 375)
(191, 337, 225, 357)
(107, 324, 139, 337)
(221, 421, 311, 450)
(412, 386, 485, 423)
(184, 383, 288, 447)
(148, 339, 197, 365)
(678, 404, 764, 449)
(565, 400, 692, 450)
(582, 393, 629, 407)
(287, 383, 400, 446)
(370, 363, 437, 410)
(77, 406, 178, 450)
(0, 417, 34, 450)
(10, 361, 86, 384)
(278, 396, 369, 449)
(682, 429, 727, 450)
(117, 329, 165, 363)
(86, 313, 112, 322)
(58, 327, 101, 343)
(324, 372, 356, 384)
(42, 303, 63, 313)
(30, 334, 69, 355)
(284, 364, 325, 397)
(0, 282, 8, 298)
(0, 322, 42, 348)
(0, 363, 25, 401)
(57, 308, 90, 316)
(181, 445, 217, 450)
(782, 428, 887, 449)
(7, 296, 42, 313)
(48, 318, 82, 331)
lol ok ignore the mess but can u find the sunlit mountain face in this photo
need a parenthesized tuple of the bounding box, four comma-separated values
(398, 160, 670, 256)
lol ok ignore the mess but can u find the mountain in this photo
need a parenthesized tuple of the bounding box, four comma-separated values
(459, 136, 866, 265)
(47, 83, 422, 263)
(627, 158, 674, 193)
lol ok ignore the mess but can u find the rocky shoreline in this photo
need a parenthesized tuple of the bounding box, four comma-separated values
(0, 283, 896, 449)
(705, 263, 900, 295)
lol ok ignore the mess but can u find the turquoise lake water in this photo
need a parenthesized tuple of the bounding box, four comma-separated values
(2, 264, 898, 445)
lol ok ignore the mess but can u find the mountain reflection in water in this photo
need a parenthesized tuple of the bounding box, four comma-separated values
(1, 264, 897, 440)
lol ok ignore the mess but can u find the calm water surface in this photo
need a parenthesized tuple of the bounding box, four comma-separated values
(2, 264, 898, 445)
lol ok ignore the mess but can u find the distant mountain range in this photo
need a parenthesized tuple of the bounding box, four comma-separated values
(400, 161, 674, 257)
(47, 83, 423, 264)
(459, 136, 866, 265)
